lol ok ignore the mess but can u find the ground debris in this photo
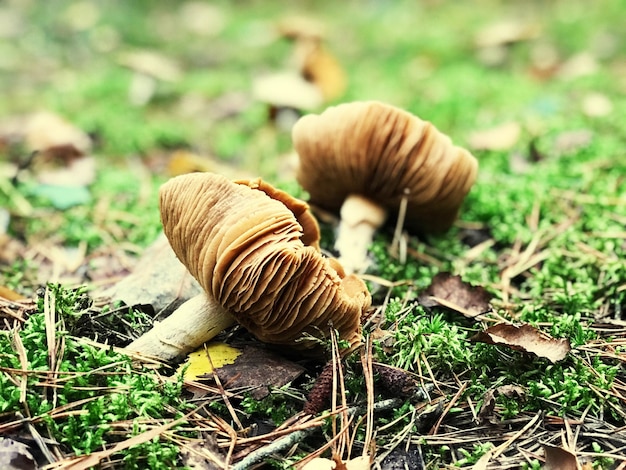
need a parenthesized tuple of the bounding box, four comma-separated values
(0, 437, 37, 470)
(418, 272, 492, 318)
(469, 323, 571, 363)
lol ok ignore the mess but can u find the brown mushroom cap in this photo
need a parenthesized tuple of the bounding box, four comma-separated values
(159, 172, 371, 348)
(292, 101, 478, 234)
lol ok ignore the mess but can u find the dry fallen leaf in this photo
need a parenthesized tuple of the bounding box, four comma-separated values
(477, 388, 497, 425)
(474, 19, 541, 48)
(0, 111, 95, 208)
(543, 443, 580, 470)
(496, 384, 525, 399)
(477, 384, 526, 425)
(179, 434, 225, 470)
(297, 41, 347, 101)
(177, 342, 242, 381)
(0, 437, 37, 470)
(469, 323, 571, 363)
(167, 149, 250, 179)
(553, 130, 593, 155)
(581, 92, 613, 117)
(206, 345, 305, 400)
(418, 272, 492, 318)
(557, 52, 599, 80)
(23, 110, 92, 158)
(468, 121, 521, 151)
(0, 286, 27, 302)
(104, 232, 203, 316)
(252, 71, 323, 110)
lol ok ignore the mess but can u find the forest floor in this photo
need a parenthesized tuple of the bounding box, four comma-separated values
(1, 1, 626, 469)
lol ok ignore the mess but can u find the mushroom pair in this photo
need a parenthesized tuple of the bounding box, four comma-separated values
(126, 172, 371, 361)
(291, 101, 479, 274)
(127, 101, 477, 360)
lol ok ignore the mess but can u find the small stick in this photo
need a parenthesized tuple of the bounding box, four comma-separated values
(232, 399, 403, 470)
(390, 188, 410, 264)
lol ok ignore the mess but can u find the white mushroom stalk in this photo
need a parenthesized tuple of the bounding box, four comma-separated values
(125, 294, 235, 362)
(334, 194, 387, 274)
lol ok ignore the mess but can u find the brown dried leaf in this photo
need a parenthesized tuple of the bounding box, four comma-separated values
(0, 286, 27, 302)
(298, 42, 347, 101)
(24, 111, 92, 158)
(117, 50, 182, 82)
(477, 385, 526, 425)
(469, 323, 571, 363)
(553, 130, 593, 155)
(543, 443, 580, 470)
(468, 121, 521, 151)
(581, 92, 613, 117)
(0, 111, 94, 187)
(496, 384, 525, 399)
(0, 437, 37, 470)
(179, 433, 225, 470)
(104, 232, 203, 316)
(36, 155, 96, 187)
(418, 272, 492, 318)
(214, 345, 306, 400)
(474, 20, 541, 48)
(477, 388, 497, 425)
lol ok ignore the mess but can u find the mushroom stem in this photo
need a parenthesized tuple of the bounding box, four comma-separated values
(125, 294, 236, 362)
(334, 194, 388, 274)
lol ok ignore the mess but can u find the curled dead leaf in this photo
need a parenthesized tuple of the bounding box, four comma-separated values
(418, 272, 492, 318)
(474, 20, 541, 48)
(469, 323, 571, 363)
(468, 121, 521, 151)
(477, 384, 526, 425)
(24, 111, 92, 158)
(0, 437, 37, 470)
(543, 443, 580, 470)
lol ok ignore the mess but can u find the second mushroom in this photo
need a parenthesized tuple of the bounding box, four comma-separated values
(291, 101, 479, 274)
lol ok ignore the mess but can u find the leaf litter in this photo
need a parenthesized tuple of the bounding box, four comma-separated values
(418, 272, 492, 318)
(469, 323, 571, 363)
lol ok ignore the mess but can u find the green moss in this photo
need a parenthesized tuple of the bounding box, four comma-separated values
(0, 284, 189, 467)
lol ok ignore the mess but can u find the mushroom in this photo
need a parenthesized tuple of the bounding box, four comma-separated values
(291, 101, 478, 274)
(276, 15, 347, 102)
(125, 172, 371, 361)
(252, 71, 324, 130)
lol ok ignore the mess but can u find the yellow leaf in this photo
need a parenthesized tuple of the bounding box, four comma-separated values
(177, 342, 242, 381)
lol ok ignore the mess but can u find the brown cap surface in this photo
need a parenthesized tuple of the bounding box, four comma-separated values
(159, 172, 371, 348)
(292, 101, 478, 234)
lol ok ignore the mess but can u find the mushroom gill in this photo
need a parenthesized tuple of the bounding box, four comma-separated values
(126, 172, 371, 361)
